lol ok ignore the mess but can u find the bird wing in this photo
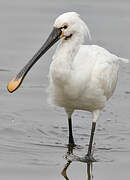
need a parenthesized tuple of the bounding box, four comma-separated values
(73, 45, 120, 100)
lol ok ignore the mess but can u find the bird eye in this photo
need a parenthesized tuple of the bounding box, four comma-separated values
(63, 25, 68, 29)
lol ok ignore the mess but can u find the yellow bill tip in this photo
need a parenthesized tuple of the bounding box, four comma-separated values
(59, 31, 64, 39)
(7, 77, 23, 93)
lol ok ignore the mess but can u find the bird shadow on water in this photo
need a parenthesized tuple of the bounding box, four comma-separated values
(61, 146, 94, 180)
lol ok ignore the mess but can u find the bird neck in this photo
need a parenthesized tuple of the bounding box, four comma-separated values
(53, 34, 83, 66)
(50, 35, 84, 86)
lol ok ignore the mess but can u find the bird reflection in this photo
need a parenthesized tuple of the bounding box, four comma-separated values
(61, 160, 72, 180)
(87, 162, 93, 180)
(61, 146, 93, 180)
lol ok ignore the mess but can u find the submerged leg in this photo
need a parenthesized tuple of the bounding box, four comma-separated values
(86, 110, 100, 161)
(68, 117, 75, 147)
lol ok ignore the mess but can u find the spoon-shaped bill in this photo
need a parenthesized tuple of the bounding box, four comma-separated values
(7, 27, 62, 93)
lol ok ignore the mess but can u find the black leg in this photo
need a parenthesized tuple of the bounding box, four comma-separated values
(85, 122, 96, 162)
(68, 117, 75, 147)
(87, 122, 96, 155)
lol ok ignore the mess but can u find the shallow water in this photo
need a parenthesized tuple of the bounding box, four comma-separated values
(0, 0, 130, 179)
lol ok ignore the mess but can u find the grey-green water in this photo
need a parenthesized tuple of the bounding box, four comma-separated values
(0, 0, 130, 179)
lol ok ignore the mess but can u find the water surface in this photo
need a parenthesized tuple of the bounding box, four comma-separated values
(0, 0, 130, 179)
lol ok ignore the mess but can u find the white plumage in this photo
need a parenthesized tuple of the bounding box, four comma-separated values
(49, 12, 128, 120)
(8, 12, 129, 160)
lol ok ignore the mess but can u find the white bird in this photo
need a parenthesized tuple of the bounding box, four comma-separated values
(8, 12, 129, 161)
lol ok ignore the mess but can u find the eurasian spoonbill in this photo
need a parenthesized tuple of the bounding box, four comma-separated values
(8, 12, 129, 161)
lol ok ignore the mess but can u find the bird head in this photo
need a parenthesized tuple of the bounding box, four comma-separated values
(54, 12, 91, 41)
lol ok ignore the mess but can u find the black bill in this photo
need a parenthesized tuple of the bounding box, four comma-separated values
(7, 27, 62, 93)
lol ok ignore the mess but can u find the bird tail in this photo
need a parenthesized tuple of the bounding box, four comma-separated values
(118, 57, 129, 63)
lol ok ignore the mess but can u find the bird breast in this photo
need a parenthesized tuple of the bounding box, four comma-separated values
(49, 60, 71, 86)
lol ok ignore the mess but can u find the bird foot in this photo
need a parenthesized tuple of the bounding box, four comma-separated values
(84, 154, 96, 162)
(68, 142, 76, 148)
(67, 143, 76, 154)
